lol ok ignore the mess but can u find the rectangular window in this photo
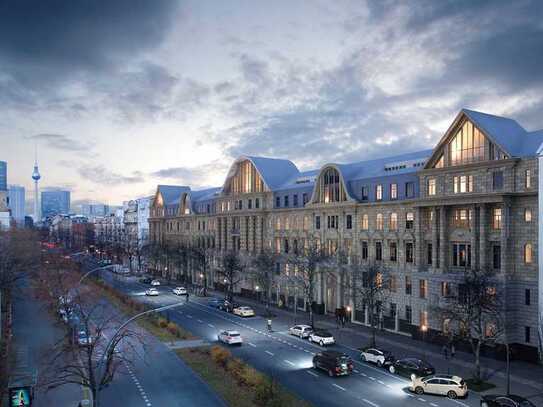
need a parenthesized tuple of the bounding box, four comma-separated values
(405, 212, 414, 229)
(376, 184, 383, 201)
(493, 171, 504, 191)
(346, 214, 352, 229)
(419, 279, 427, 299)
(389, 213, 398, 230)
(390, 183, 398, 200)
(255, 198, 260, 209)
(525, 289, 531, 306)
(361, 241, 368, 260)
(375, 241, 382, 261)
(302, 193, 308, 205)
(405, 182, 415, 198)
(525, 169, 531, 188)
(284, 196, 289, 207)
(452, 243, 471, 267)
(293, 194, 298, 207)
(405, 242, 414, 263)
(275, 196, 280, 208)
(248, 199, 252, 209)
(405, 276, 412, 295)
(389, 276, 398, 293)
(361, 214, 368, 230)
(315, 216, 321, 230)
(405, 306, 412, 323)
(389, 241, 397, 262)
(327, 215, 338, 229)
(524, 209, 532, 222)
(492, 208, 502, 229)
(441, 281, 450, 297)
(493, 245, 501, 270)
(284, 239, 289, 254)
(420, 311, 428, 329)
(453, 175, 474, 193)
(361, 186, 369, 201)
(274, 238, 281, 254)
(427, 178, 436, 196)
(525, 326, 531, 343)
(427, 243, 433, 265)
(453, 209, 471, 228)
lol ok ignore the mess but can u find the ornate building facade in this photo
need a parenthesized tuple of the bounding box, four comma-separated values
(149, 109, 543, 359)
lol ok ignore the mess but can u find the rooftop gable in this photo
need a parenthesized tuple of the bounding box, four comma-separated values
(156, 185, 190, 206)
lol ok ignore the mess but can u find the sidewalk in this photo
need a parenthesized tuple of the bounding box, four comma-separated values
(207, 289, 543, 402)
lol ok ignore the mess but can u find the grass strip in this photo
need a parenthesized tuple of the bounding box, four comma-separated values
(465, 378, 496, 392)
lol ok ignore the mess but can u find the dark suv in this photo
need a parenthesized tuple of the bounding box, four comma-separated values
(312, 351, 353, 377)
(388, 358, 435, 380)
(139, 277, 152, 284)
(218, 300, 239, 312)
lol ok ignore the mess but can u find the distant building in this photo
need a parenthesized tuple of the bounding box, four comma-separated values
(0, 161, 6, 191)
(0, 161, 10, 230)
(41, 190, 70, 218)
(137, 196, 152, 246)
(8, 185, 25, 224)
(81, 203, 109, 218)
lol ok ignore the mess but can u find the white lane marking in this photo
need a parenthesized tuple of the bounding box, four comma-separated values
(361, 372, 367, 377)
(248, 342, 257, 347)
(418, 398, 426, 402)
(449, 400, 470, 407)
(208, 323, 214, 328)
(197, 319, 203, 323)
(284, 360, 295, 366)
(362, 399, 379, 407)
(265, 350, 274, 356)
(430, 403, 439, 407)
(306, 371, 318, 377)
(332, 383, 346, 391)
(353, 369, 359, 373)
(377, 380, 385, 385)
(369, 376, 376, 381)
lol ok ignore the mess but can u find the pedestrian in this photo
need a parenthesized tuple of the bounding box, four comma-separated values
(267, 318, 272, 332)
(442, 344, 449, 360)
(186, 292, 190, 302)
(450, 343, 455, 359)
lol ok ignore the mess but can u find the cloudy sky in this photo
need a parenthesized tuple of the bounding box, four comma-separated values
(1, 0, 542, 208)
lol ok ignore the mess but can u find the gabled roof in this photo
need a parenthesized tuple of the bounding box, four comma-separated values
(523, 130, 543, 157)
(156, 185, 190, 206)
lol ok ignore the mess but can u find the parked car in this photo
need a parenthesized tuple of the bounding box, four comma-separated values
(208, 298, 221, 307)
(233, 306, 255, 317)
(309, 330, 335, 346)
(150, 280, 161, 286)
(389, 358, 435, 380)
(481, 395, 537, 407)
(218, 330, 243, 345)
(289, 324, 313, 339)
(360, 347, 395, 367)
(139, 277, 152, 284)
(410, 375, 467, 399)
(218, 300, 238, 312)
(145, 288, 159, 296)
(173, 287, 187, 296)
(312, 351, 353, 377)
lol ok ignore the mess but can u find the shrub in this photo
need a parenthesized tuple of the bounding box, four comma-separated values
(157, 318, 168, 328)
(167, 322, 178, 336)
(210, 346, 231, 367)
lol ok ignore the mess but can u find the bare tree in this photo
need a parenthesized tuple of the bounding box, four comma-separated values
(0, 229, 41, 293)
(252, 249, 280, 316)
(286, 244, 329, 327)
(216, 251, 245, 301)
(191, 244, 214, 296)
(436, 268, 505, 382)
(344, 260, 390, 347)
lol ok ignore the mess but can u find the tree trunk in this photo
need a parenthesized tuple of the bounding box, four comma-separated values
(474, 340, 481, 381)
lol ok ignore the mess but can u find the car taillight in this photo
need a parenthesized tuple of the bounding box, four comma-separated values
(348, 363, 353, 369)
(335, 367, 341, 372)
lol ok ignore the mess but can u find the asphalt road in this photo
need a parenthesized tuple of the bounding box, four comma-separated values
(96, 268, 483, 407)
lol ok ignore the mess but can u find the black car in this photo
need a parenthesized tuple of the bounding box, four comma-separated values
(139, 277, 153, 284)
(388, 358, 435, 379)
(481, 395, 536, 407)
(218, 300, 239, 312)
(312, 351, 354, 377)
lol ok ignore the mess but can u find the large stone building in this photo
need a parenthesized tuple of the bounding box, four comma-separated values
(149, 109, 543, 359)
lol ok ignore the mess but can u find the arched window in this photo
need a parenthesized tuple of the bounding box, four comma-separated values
(376, 214, 384, 230)
(315, 167, 347, 203)
(524, 243, 533, 264)
(361, 214, 369, 230)
(225, 159, 265, 195)
(389, 213, 398, 230)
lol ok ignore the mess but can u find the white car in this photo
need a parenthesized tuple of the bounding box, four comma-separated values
(145, 288, 159, 296)
(218, 330, 243, 345)
(360, 348, 394, 367)
(173, 287, 187, 295)
(289, 324, 313, 339)
(150, 280, 161, 286)
(308, 330, 335, 346)
(233, 306, 255, 317)
(410, 375, 468, 399)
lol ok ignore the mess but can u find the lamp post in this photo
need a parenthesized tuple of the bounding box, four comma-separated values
(421, 324, 428, 359)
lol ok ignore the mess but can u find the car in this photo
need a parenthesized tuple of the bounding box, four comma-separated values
(218, 330, 243, 345)
(139, 277, 153, 284)
(150, 280, 161, 286)
(233, 306, 255, 317)
(389, 358, 435, 380)
(76, 329, 93, 346)
(481, 395, 537, 407)
(173, 287, 187, 296)
(312, 351, 353, 377)
(208, 298, 221, 307)
(309, 330, 335, 346)
(410, 375, 468, 399)
(145, 288, 159, 296)
(218, 300, 238, 312)
(360, 347, 395, 367)
(289, 324, 313, 339)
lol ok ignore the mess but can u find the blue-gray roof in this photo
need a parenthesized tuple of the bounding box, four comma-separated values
(241, 156, 300, 191)
(157, 185, 190, 206)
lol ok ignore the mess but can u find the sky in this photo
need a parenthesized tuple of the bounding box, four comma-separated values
(1, 0, 543, 209)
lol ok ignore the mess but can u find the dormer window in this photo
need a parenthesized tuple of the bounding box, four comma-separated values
(315, 167, 347, 203)
(450, 120, 485, 166)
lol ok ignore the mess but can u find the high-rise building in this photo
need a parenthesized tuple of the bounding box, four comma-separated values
(8, 185, 25, 224)
(0, 161, 10, 230)
(81, 203, 109, 218)
(0, 161, 7, 191)
(41, 190, 70, 218)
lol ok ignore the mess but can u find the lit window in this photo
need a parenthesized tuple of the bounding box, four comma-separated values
(389, 213, 398, 230)
(376, 213, 384, 230)
(376, 184, 383, 201)
(524, 209, 532, 222)
(427, 178, 436, 196)
(390, 183, 397, 200)
(361, 214, 369, 230)
(454, 175, 474, 193)
(449, 120, 485, 166)
(525, 169, 531, 188)
(524, 243, 533, 264)
(492, 208, 502, 230)
(405, 212, 414, 229)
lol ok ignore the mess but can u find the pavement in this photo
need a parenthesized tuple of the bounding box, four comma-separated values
(11, 280, 83, 407)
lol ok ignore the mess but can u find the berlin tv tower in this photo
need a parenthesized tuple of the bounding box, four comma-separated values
(32, 144, 41, 222)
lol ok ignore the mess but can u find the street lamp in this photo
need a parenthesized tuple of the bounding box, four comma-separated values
(421, 324, 428, 359)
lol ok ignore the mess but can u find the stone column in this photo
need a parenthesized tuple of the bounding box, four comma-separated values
(394, 309, 399, 332)
(439, 206, 448, 272)
(479, 204, 487, 271)
(500, 200, 510, 275)
(364, 305, 369, 325)
(470, 205, 478, 270)
(431, 208, 438, 271)
(415, 207, 424, 270)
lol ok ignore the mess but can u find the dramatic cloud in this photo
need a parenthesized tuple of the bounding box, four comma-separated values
(27, 134, 88, 152)
(78, 165, 145, 186)
(150, 161, 229, 187)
